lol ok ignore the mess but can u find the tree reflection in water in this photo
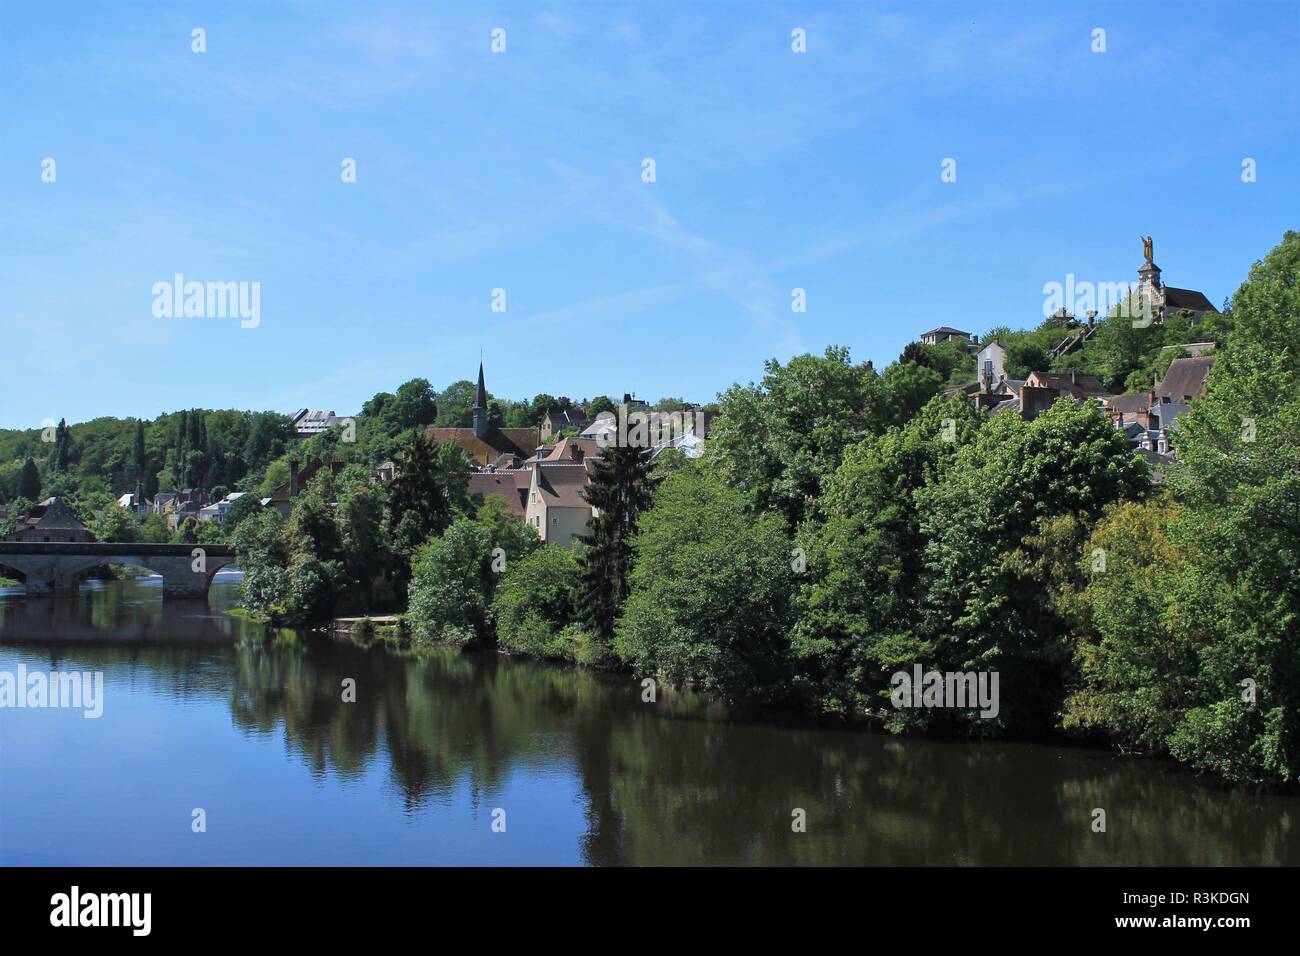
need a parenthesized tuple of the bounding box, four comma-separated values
(2, 578, 1296, 866)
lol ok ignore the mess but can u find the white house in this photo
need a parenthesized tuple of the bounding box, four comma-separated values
(198, 492, 250, 524)
(524, 463, 591, 547)
(977, 339, 1006, 387)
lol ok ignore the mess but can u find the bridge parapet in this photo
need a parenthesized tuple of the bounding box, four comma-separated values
(0, 542, 237, 597)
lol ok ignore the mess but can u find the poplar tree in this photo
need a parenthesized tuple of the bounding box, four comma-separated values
(577, 442, 656, 638)
(52, 419, 72, 474)
(17, 457, 41, 500)
(132, 420, 147, 484)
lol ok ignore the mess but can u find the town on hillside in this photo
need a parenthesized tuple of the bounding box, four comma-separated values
(0, 367, 713, 549)
(0, 236, 1222, 547)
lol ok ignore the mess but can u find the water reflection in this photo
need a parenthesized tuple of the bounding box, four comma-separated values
(1, 580, 1295, 866)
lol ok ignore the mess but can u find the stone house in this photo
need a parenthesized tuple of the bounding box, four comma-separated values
(524, 462, 592, 547)
(5, 497, 94, 543)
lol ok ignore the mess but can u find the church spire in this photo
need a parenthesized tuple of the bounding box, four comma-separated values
(473, 358, 488, 438)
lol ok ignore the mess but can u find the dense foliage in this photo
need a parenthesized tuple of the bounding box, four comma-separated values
(12, 234, 1294, 787)
(577, 444, 656, 638)
(1061, 233, 1300, 782)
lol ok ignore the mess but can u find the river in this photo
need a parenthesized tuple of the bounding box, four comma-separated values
(0, 576, 1295, 866)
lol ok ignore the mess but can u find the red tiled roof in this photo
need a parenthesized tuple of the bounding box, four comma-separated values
(468, 471, 528, 519)
(425, 427, 539, 464)
(542, 436, 601, 463)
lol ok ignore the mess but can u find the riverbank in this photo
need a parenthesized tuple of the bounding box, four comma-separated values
(4, 576, 1298, 865)
(309, 608, 1300, 795)
(327, 614, 404, 636)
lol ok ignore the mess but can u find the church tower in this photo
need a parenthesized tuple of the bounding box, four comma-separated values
(1137, 235, 1166, 317)
(473, 360, 489, 439)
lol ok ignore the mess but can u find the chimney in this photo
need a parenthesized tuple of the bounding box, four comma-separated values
(290, 458, 299, 498)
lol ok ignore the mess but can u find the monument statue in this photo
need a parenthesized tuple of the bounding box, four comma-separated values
(1141, 235, 1154, 264)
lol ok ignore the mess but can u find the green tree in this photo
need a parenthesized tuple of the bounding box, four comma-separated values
(392, 378, 439, 429)
(876, 361, 944, 431)
(492, 545, 583, 659)
(138, 512, 171, 543)
(434, 380, 478, 427)
(1003, 339, 1050, 379)
(1094, 306, 1162, 390)
(131, 420, 147, 484)
(232, 510, 291, 616)
(474, 495, 541, 562)
(792, 396, 983, 716)
(52, 418, 72, 474)
(386, 436, 471, 562)
(93, 504, 138, 543)
(899, 339, 972, 383)
(1063, 498, 1190, 750)
(914, 400, 1149, 733)
(614, 462, 796, 702)
(1, 496, 34, 537)
(1149, 230, 1300, 782)
(171, 515, 201, 544)
(17, 457, 40, 500)
(259, 459, 291, 498)
(709, 346, 878, 527)
(577, 443, 656, 638)
(406, 518, 497, 644)
(222, 492, 262, 534)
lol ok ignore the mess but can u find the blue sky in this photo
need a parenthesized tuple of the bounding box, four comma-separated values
(1, 0, 1297, 429)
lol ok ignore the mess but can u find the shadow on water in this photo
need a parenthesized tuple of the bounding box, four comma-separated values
(1, 578, 1295, 865)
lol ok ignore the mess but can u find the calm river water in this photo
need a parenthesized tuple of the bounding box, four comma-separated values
(0, 576, 1295, 866)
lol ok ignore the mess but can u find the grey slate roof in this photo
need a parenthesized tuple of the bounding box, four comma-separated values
(1163, 287, 1217, 314)
(1158, 355, 1215, 402)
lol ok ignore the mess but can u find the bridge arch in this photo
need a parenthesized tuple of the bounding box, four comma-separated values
(0, 543, 237, 598)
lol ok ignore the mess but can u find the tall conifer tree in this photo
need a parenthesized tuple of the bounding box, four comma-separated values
(578, 442, 656, 638)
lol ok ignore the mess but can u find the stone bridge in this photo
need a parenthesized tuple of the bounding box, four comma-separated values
(0, 542, 237, 597)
